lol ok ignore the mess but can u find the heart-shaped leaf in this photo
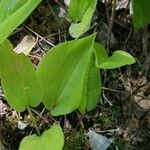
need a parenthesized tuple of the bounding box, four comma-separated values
(19, 124, 64, 150)
(0, 40, 42, 112)
(36, 34, 96, 116)
(94, 42, 108, 65)
(94, 42, 135, 69)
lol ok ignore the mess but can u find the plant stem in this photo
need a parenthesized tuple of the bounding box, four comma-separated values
(27, 107, 40, 136)
(107, 0, 117, 50)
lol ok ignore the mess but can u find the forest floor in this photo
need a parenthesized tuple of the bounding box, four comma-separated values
(0, 1, 150, 150)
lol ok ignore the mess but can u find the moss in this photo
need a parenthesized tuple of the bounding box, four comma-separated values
(108, 137, 125, 150)
(63, 129, 88, 150)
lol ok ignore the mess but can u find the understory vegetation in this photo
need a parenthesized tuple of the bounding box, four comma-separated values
(0, 0, 150, 150)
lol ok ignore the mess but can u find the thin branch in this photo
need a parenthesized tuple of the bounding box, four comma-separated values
(27, 107, 40, 135)
(107, 0, 117, 50)
(23, 24, 55, 47)
(102, 92, 113, 106)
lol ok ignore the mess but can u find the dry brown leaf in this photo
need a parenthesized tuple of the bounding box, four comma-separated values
(14, 35, 37, 55)
(137, 99, 150, 110)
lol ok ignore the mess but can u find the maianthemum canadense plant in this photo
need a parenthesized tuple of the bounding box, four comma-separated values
(0, 0, 149, 149)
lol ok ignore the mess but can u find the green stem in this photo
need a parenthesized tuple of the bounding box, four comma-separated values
(27, 107, 40, 136)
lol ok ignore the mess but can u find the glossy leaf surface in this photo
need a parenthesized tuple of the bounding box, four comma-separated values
(68, 0, 91, 22)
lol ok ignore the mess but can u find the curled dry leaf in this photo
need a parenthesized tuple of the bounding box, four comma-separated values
(136, 99, 150, 110)
(14, 35, 37, 55)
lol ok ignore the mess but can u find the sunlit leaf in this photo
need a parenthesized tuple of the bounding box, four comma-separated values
(68, 0, 97, 38)
(68, 0, 91, 22)
(79, 53, 101, 112)
(19, 124, 64, 150)
(0, 40, 42, 112)
(94, 42, 135, 69)
(36, 34, 96, 116)
(0, 0, 24, 23)
(0, 0, 41, 44)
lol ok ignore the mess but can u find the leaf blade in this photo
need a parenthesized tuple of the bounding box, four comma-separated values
(132, 0, 150, 27)
(37, 34, 96, 116)
(19, 124, 64, 150)
(79, 53, 101, 112)
(99, 50, 136, 69)
(0, 40, 42, 112)
(0, 0, 41, 44)
(94, 42, 135, 69)
(68, 0, 97, 38)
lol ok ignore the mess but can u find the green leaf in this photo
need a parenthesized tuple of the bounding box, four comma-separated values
(94, 42, 108, 65)
(79, 53, 101, 112)
(9, 0, 27, 13)
(0, 0, 17, 22)
(68, 0, 97, 38)
(0, 0, 41, 44)
(94, 42, 135, 69)
(0, 40, 42, 112)
(68, 0, 91, 22)
(0, 0, 27, 23)
(19, 124, 64, 150)
(36, 34, 96, 116)
(132, 0, 150, 27)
